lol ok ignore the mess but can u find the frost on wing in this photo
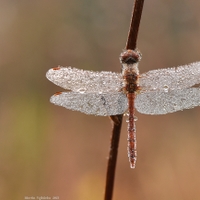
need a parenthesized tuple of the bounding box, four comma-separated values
(50, 91, 128, 116)
(139, 62, 200, 92)
(46, 66, 123, 93)
(135, 88, 200, 115)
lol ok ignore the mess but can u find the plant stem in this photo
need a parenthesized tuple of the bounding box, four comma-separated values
(126, 0, 145, 50)
(104, 115, 123, 200)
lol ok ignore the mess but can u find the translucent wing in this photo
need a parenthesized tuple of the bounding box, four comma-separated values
(135, 88, 200, 115)
(139, 62, 200, 91)
(50, 92, 128, 116)
(46, 67, 122, 93)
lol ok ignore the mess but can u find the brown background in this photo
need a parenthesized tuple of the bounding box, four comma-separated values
(1, 0, 200, 199)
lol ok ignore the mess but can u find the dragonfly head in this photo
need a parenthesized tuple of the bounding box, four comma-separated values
(120, 49, 142, 64)
(120, 49, 141, 75)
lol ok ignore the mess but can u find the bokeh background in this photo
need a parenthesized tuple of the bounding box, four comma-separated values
(1, 0, 200, 199)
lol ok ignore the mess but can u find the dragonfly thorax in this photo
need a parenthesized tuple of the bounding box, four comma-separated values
(123, 68, 139, 93)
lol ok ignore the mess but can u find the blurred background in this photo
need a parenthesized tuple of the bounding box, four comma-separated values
(1, 0, 200, 199)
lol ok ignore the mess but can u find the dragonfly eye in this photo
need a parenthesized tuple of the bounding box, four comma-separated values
(120, 49, 142, 64)
(124, 57, 137, 64)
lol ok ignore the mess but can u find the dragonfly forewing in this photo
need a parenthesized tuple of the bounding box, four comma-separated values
(139, 62, 200, 92)
(46, 67, 122, 93)
(135, 88, 200, 115)
(50, 92, 128, 116)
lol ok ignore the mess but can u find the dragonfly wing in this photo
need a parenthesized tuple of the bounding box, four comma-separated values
(46, 67, 122, 93)
(135, 88, 200, 115)
(50, 92, 128, 116)
(139, 62, 200, 91)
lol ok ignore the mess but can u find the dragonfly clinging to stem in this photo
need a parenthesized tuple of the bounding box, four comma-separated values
(46, 49, 200, 168)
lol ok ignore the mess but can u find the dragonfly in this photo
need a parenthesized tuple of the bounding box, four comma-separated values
(46, 49, 200, 168)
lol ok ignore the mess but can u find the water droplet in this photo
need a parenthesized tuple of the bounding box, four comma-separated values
(124, 112, 129, 116)
(163, 85, 169, 92)
(77, 88, 86, 93)
(134, 116, 138, 121)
